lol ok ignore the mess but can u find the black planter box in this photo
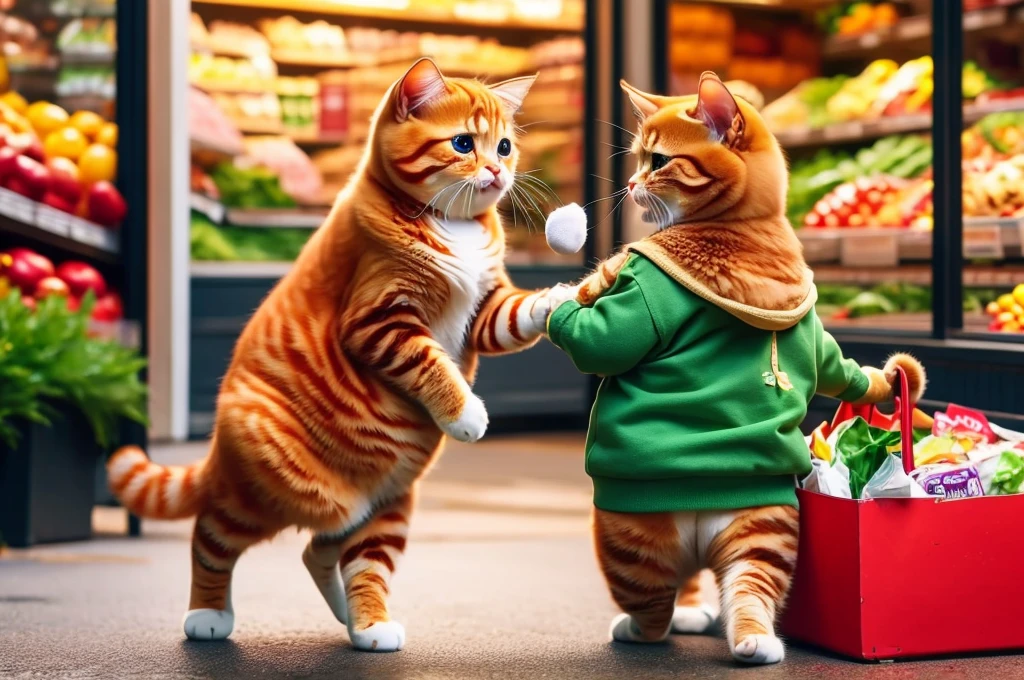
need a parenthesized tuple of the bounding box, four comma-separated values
(0, 405, 102, 547)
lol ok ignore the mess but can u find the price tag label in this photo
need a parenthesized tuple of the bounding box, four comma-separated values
(0, 188, 36, 224)
(191, 193, 225, 223)
(963, 224, 1004, 260)
(69, 218, 119, 253)
(35, 206, 71, 237)
(840, 233, 899, 267)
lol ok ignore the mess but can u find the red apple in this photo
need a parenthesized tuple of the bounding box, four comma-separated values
(0, 146, 19, 180)
(86, 181, 127, 227)
(41, 190, 76, 214)
(7, 133, 43, 162)
(1, 247, 54, 294)
(45, 157, 82, 203)
(10, 154, 50, 200)
(35, 275, 69, 298)
(55, 260, 107, 298)
(92, 291, 123, 321)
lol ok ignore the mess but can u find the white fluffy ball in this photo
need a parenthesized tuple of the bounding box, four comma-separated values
(545, 203, 588, 255)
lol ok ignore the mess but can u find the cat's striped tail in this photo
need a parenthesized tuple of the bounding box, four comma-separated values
(106, 445, 209, 519)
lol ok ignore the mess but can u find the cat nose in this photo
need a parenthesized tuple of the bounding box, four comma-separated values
(485, 165, 500, 178)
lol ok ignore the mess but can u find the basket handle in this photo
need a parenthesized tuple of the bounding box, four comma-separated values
(893, 365, 916, 474)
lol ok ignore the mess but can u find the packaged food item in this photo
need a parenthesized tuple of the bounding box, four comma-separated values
(912, 463, 984, 500)
(932, 404, 998, 444)
(803, 457, 852, 499)
(913, 434, 972, 467)
(862, 454, 929, 499)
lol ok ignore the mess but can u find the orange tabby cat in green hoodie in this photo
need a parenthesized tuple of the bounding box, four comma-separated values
(547, 73, 925, 665)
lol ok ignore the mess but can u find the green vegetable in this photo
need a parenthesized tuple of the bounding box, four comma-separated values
(845, 291, 896, 318)
(191, 214, 314, 262)
(835, 417, 904, 499)
(889, 146, 933, 179)
(210, 162, 297, 209)
(0, 291, 148, 448)
(990, 451, 1024, 495)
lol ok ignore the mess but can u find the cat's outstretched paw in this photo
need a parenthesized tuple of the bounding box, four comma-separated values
(183, 608, 234, 641)
(349, 621, 406, 652)
(530, 284, 580, 329)
(732, 634, 785, 665)
(671, 605, 717, 635)
(609, 613, 668, 644)
(438, 393, 488, 443)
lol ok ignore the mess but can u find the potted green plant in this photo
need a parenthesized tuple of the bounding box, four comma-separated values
(0, 290, 147, 547)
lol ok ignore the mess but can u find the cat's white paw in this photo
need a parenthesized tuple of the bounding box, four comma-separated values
(183, 608, 234, 641)
(350, 621, 406, 652)
(302, 543, 347, 625)
(439, 393, 488, 443)
(530, 284, 580, 329)
(732, 634, 785, 665)
(609, 613, 667, 644)
(671, 605, 717, 634)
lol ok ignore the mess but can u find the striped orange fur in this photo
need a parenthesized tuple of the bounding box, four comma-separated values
(107, 59, 573, 650)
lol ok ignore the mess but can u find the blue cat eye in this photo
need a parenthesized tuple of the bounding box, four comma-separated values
(451, 134, 474, 154)
(651, 153, 670, 171)
(497, 138, 512, 157)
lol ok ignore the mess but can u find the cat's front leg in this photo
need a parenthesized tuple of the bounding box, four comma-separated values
(470, 275, 580, 355)
(345, 299, 487, 442)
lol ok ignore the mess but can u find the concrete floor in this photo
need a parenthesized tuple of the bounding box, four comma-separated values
(3, 435, 1024, 679)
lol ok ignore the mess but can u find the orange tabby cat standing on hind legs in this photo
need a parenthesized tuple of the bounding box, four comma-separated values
(545, 73, 927, 665)
(107, 58, 577, 651)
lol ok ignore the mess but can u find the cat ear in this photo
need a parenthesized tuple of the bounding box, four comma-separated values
(691, 71, 745, 145)
(620, 80, 663, 121)
(395, 58, 447, 122)
(489, 75, 537, 116)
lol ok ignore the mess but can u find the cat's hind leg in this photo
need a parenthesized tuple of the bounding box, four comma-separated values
(594, 507, 693, 644)
(184, 505, 274, 641)
(706, 505, 800, 665)
(313, 493, 413, 652)
(303, 537, 348, 625)
(671, 569, 720, 635)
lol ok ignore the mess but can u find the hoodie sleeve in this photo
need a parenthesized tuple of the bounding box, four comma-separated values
(547, 258, 660, 377)
(813, 312, 870, 401)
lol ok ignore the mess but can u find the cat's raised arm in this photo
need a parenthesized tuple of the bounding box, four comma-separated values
(470, 273, 578, 355)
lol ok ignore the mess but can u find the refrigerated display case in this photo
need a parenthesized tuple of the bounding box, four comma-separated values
(0, 0, 148, 542)
(184, 0, 613, 436)
(653, 0, 1024, 428)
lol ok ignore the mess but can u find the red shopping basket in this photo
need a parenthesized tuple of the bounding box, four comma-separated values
(781, 367, 1024, 660)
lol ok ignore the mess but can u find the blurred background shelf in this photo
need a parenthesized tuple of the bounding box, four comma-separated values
(190, 260, 293, 278)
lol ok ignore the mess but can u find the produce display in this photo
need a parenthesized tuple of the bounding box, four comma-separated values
(190, 214, 313, 262)
(817, 282, 931, 320)
(805, 404, 1024, 501)
(0, 92, 123, 227)
(208, 162, 295, 210)
(0, 246, 122, 321)
(0, 285, 144, 449)
(983, 285, 1024, 333)
(764, 58, 1003, 134)
(787, 134, 932, 226)
(815, 2, 899, 37)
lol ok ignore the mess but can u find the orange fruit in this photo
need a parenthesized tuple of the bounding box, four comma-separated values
(77, 143, 117, 183)
(27, 101, 69, 137)
(95, 122, 118, 148)
(68, 110, 104, 139)
(44, 127, 88, 161)
(0, 91, 27, 114)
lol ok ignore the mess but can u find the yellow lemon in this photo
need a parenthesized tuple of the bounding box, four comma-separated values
(44, 127, 88, 161)
(77, 143, 117, 183)
(95, 122, 118, 148)
(998, 293, 1015, 312)
(68, 110, 105, 139)
(0, 91, 28, 114)
(27, 101, 69, 137)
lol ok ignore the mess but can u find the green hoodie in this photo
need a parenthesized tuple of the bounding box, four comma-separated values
(547, 247, 869, 513)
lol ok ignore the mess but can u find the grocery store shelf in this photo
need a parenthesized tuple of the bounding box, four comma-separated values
(801, 218, 1024, 267)
(289, 131, 348, 146)
(270, 49, 366, 68)
(191, 0, 583, 33)
(226, 208, 327, 228)
(812, 262, 1024, 287)
(236, 119, 285, 135)
(191, 39, 265, 59)
(191, 260, 293, 278)
(59, 48, 116, 65)
(0, 189, 119, 264)
(191, 192, 226, 223)
(190, 80, 275, 96)
(190, 135, 244, 159)
(822, 3, 1023, 58)
(775, 101, 1024, 149)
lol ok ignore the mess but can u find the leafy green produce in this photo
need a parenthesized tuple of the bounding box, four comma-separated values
(845, 291, 897, 318)
(978, 112, 1024, 154)
(0, 291, 148, 448)
(211, 162, 297, 209)
(191, 214, 314, 262)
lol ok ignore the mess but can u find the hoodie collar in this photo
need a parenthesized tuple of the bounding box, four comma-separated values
(628, 240, 817, 332)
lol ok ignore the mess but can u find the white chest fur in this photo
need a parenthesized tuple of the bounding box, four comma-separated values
(426, 217, 500, 359)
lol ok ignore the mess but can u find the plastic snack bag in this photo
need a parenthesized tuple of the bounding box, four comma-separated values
(862, 453, 929, 499)
(803, 457, 853, 498)
(834, 417, 903, 499)
(912, 463, 985, 500)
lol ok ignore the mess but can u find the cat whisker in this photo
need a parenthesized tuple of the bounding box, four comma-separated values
(598, 140, 631, 151)
(581, 188, 627, 211)
(596, 119, 637, 140)
(591, 173, 620, 186)
(443, 181, 470, 221)
(592, 188, 631, 233)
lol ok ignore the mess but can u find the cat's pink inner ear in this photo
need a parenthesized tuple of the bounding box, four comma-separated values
(396, 58, 447, 121)
(620, 80, 660, 121)
(489, 75, 537, 116)
(693, 72, 742, 142)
